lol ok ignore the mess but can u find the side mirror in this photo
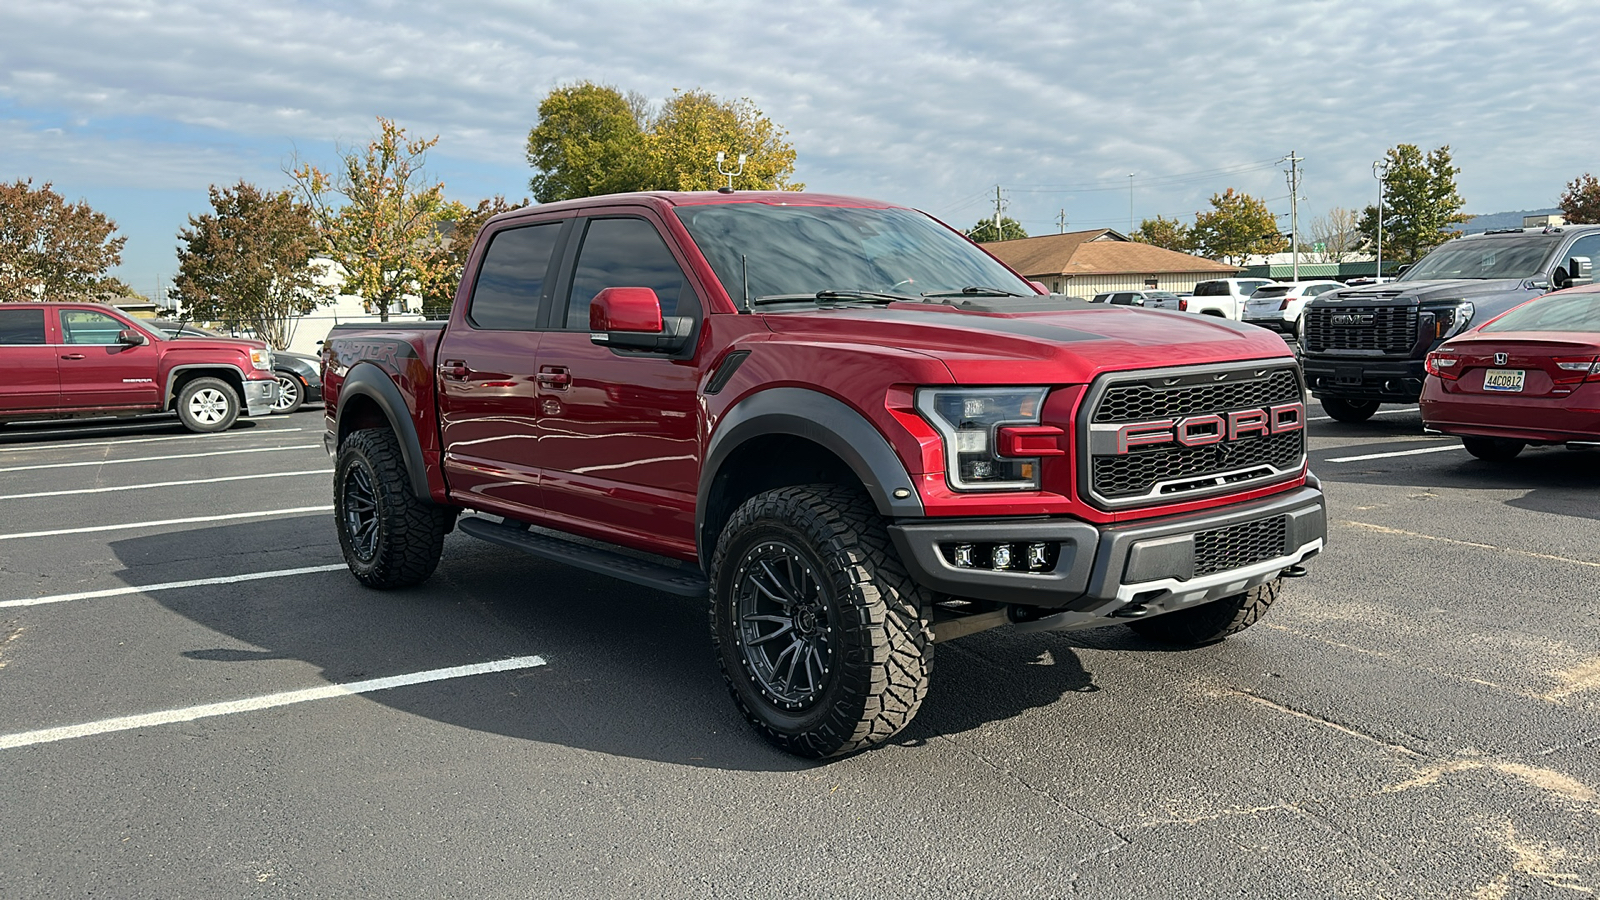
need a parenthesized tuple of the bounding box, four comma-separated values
(1569, 256, 1593, 287)
(1396, 264, 1412, 276)
(590, 287, 692, 353)
(117, 329, 148, 346)
(1028, 280, 1049, 295)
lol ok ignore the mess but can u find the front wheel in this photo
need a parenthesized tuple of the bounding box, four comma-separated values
(1128, 580, 1280, 645)
(709, 485, 934, 758)
(334, 428, 456, 588)
(1462, 436, 1525, 462)
(176, 377, 240, 433)
(1320, 397, 1379, 423)
(271, 372, 304, 414)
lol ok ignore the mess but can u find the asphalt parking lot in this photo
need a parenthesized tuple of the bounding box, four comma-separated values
(1, 402, 1596, 898)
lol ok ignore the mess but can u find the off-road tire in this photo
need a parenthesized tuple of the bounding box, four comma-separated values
(1462, 436, 1525, 462)
(1128, 579, 1281, 646)
(175, 376, 240, 433)
(709, 485, 934, 758)
(1320, 397, 1379, 423)
(335, 428, 456, 589)
(272, 371, 304, 414)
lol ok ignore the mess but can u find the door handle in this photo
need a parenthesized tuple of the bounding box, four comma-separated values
(60, 353, 85, 360)
(441, 359, 471, 380)
(536, 367, 571, 389)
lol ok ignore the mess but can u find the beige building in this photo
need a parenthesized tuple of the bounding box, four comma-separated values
(981, 229, 1239, 298)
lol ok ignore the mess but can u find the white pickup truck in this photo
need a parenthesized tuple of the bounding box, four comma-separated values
(1152, 278, 1274, 319)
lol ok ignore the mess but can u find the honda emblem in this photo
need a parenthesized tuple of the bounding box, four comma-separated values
(1494, 352, 1508, 366)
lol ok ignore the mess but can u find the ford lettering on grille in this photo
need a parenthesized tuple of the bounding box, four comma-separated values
(1082, 364, 1307, 509)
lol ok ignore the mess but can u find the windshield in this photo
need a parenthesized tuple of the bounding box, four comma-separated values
(1401, 238, 1551, 281)
(1480, 292, 1600, 333)
(672, 204, 1033, 303)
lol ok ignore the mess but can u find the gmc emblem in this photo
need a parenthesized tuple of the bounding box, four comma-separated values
(1115, 402, 1306, 453)
(1330, 313, 1374, 326)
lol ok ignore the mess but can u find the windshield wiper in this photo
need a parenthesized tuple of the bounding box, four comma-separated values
(921, 286, 1027, 298)
(750, 290, 920, 306)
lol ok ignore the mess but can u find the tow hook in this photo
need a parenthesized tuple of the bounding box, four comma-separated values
(1281, 565, 1309, 578)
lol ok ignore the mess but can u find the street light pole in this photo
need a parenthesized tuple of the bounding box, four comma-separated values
(1127, 173, 1134, 234)
(1372, 159, 1389, 283)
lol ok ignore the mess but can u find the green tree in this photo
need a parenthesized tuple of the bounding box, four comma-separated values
(1131, 215, 1191, 251)
(1560, 173, 1600, 224)
(420, 195, 529, 318)
(290, 117, 458, 321)
(966, 217, 1028, 243)
(644, 89, 801, 192)
(1190, 189, 1286, 266)
(525, 82, 650, 203)
(1357, 144, 1469, 264)
(0, 179, 128, 302)
(169, 181, 332, 350)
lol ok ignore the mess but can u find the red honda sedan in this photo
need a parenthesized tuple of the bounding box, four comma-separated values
(1421, 284, 1600, 461)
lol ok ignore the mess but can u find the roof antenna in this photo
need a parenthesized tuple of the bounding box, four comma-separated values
(716, 151, 747, 193)
(741, 254, 750, 311)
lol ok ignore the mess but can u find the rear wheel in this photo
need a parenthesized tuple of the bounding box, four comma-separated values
(1128, 580, 1280, 645)
(335, 428, 456, 588)
(176, 377, 240, 433)
(709, 485, 934, 758)
(1462, 436, 1525, 462)
(1320, 397, 1379, 423)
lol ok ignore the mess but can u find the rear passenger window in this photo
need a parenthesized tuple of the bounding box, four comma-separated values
(565, 217, 700, 330)
(1193, 282, 1225, 296)
(0, 307, 46, 344)
(468, 222, 563, 330)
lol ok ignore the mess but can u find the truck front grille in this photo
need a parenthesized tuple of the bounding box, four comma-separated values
(1081, 362, 1306, 509)
(1302, 305, 1418, 354)
(1194, 515, 1290, 577)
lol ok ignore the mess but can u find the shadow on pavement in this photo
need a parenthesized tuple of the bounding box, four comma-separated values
(109, 516, 1116, 771)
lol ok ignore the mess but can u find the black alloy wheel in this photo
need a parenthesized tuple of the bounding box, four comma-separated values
(333, 428, 456, 588)
(732, 541, 837, 711)
(341, 460, 380, 563)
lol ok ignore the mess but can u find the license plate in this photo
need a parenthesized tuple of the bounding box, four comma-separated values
(1482, 368, 1525, 392)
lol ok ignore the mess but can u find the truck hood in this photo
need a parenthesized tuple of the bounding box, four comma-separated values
(759, 300, 1294, 384)
(163, 335, 270, 353)
(1315, 278, 1527, 306)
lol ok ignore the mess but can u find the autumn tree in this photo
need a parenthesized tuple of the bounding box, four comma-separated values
(290, 117, 458, 321)
(0, 179, 128, 302)
(169, 181, 332, 350)
(967, 217, 1028, 243)
(525, 84, 800, 201)
(1307, 207, 1360, 263)
(1559, 173, 1600, 224)
(1358, 144, 1468, 264)
(421, 195, 529, 317)
(1131, 215, 1191, 251)
(1190, 189, 1286, 266)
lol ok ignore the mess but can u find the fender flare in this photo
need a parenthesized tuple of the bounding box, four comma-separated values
(335, 362, 432, 499)
(698, 387, 923, 563)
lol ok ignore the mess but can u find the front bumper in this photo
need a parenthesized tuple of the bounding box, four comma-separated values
(888, 483, 1326, 630)
(1302, 355, 1425, 402)
(243, 378, 278, 417)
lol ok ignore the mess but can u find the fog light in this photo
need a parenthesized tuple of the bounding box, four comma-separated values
(1027, 543, 1049, 571)
(953, 544, 975, 568)
(991, 544, 1014, 570)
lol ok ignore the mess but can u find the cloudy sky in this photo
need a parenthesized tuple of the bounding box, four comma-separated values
(5, 0, 1599, 296)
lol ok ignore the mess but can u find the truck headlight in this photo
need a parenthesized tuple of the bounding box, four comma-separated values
(916, 387, 1049, 491)
(1434, 301, 1475, 340)
(250, 347, 273, 371)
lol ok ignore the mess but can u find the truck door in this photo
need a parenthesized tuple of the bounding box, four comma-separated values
(56, 308, 160, 409)
(435, 218, 569, 517)
(0, 305, 61, 414)
(533, 213, 704, 559)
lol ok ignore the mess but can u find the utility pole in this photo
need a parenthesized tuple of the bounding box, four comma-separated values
(993, 185, 1003, 234)
(1284, 151, 1303, 281)
(1372, 158, 1389, 283)
(1127, 174, 1134, 233)
(1057, 209, 1067, 234)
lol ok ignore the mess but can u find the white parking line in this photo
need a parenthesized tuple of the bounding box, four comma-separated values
(0, 506, 333, 541)
(0, 470, 332, 501)
(0, 427, 306, 453)
(0, 564, 348, 609)
(0, 656, 548, 750)
(1325, 444, 1463, 463)
(1309, 407, 1419, 422)
(0, 444, 323, 474)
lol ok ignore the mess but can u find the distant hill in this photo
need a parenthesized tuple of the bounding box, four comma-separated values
(1455, 208, 1562, 234)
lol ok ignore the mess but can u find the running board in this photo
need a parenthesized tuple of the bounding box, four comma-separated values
(457, 516, 709, 597)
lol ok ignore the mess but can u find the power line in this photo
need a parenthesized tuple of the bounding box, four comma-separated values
(1007, 157, 1285, 194)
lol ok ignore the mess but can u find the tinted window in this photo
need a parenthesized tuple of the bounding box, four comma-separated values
(0, 307, 46, 344)
(566, 217, 699, 329)
(1109, 293, 1137, 305)
(468, 223, 563, 330)
(1402, 238, 1551, 280)
(1563, 234, 1600, 270)
(1253, 286, 1292, 298)
(1481, 292, 1600, 333)
(61, 310, 125, 344)
(1193, 281, 1227, 296)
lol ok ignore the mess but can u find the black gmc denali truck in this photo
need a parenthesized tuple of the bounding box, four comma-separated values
(1301, 225, 1600, 422)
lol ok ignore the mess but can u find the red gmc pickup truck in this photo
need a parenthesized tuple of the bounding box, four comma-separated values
(0, 301, 278, 432)
(321, 191, 1326, 757)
